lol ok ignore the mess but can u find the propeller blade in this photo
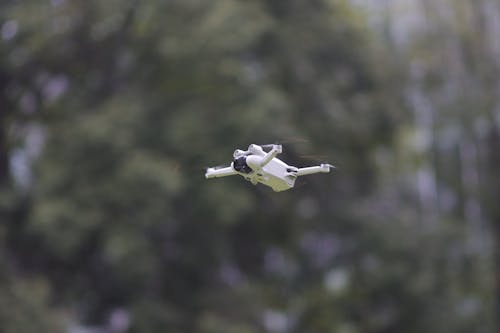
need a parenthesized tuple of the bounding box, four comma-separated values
(299, 154, 328, 160)
(260, 144, 276, 150)
(279, 137, 309, 144)
(260, 137, 308, 150)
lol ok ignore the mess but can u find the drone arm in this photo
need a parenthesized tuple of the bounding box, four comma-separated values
(296, 164, 333, 176)
(205, 166, 237, 179)
(259, 144, 282, 167)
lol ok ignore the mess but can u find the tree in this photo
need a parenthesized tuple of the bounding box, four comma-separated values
(3, 0, 496, 332)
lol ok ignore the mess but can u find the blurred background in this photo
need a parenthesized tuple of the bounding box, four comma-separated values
(1, 0, 499, 332)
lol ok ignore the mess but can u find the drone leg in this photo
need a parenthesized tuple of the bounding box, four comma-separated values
(296, 164, 333, 176)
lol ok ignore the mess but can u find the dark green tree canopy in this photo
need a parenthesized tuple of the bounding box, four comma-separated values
(0, 1, 496, 332)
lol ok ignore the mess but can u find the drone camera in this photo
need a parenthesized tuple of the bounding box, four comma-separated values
(233, 156, 252, 174)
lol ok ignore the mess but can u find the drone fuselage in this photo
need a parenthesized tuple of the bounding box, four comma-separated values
(243, 155, 297, 192)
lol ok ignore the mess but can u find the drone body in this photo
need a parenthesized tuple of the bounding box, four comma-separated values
(205, 144, 334, 192)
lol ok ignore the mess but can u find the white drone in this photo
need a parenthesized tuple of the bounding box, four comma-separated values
(205, 144, 334, 192)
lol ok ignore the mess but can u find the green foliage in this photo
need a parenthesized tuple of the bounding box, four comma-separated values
(0, 260, 65, 333)
(0, 0, 496, 332)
